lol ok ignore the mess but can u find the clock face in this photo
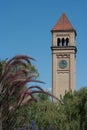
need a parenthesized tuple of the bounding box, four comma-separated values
(59, 60, 67, 69)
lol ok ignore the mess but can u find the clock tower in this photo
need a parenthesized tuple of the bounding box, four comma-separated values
(51, 13, 77, 99)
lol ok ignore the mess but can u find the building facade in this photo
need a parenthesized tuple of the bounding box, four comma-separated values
(51, 13, 77, 99)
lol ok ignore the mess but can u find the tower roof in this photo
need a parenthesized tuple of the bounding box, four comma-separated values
(52, 13, 76, 34)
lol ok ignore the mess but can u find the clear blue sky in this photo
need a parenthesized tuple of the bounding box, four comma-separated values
(0, 0, 87, 91)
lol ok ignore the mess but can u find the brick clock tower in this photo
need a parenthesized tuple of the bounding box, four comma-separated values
(51, 13, 77, 99)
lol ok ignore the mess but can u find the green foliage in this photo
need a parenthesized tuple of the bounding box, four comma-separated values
(14, 87, 87, 130)
(34, 93, 50, 102)
(75, 87, 87, 129)
(0, 56, 87, 130)
(0, 55, 55, 130)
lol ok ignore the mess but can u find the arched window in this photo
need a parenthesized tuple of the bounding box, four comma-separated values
(66, 38, 69, 46)
(57, 38, 60, 46)
(62, 38, 65, 46)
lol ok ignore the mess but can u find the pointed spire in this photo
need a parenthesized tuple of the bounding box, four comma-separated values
(52, 13, 76, 33)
